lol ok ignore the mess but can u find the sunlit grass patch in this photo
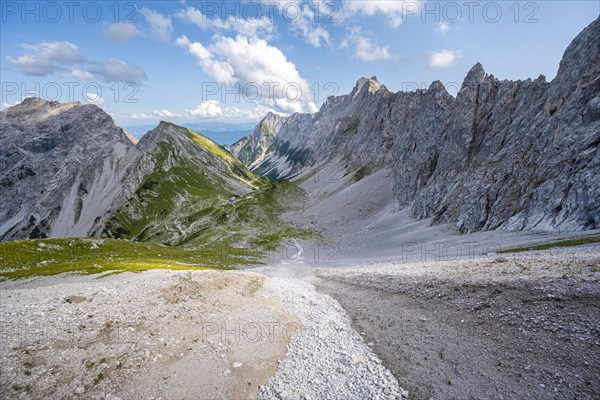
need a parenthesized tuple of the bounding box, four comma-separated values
(499, 235, 600, 254)
(0, 238, 235, 280)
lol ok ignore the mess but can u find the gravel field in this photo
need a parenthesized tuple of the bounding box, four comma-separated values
(0, 270, 296, 400)
(258, 271, 407, 400)
(1, 243, 598, 399)
(314, 246, 600, 399)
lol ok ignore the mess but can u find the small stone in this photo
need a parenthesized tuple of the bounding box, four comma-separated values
(75, 387, 85, 395)
(65, 296, 87, 304)
(223, 369, 231, 376)
(233, 362, 243, 368)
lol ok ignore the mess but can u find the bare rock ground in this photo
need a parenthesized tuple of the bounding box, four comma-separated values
(0, 270, 297, 400)
(314, 246, 600, 399)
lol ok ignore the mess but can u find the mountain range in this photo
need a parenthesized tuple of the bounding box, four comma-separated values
(230, 16, 600, 233)
(1, 16, 598, 247)
(124, 122, 253, 145)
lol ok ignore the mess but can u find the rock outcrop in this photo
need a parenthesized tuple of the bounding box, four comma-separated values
(230, 17, 600, 233)
(0, 98, 137, 240)
(225, 112, 285, 169)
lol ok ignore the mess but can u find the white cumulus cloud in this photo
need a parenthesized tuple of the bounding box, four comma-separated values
(427, 49, 462, 68)
(7, 41, 82, 76)
(187, 100, 223, 118)
(176, 34, 317, 114)
(176, 7, 276, 39)
(291, 3, 330, 48)
(84, 92, 105, 106)
(175, 35, 235, 84)
(90, 59, 148, 84)
(140, 7, 173, 42)
(62, 68, 96, 80)
(343, 0, 423, 28)
(153, 109, 182, 118)
(342, 29, 396, 62)
(435, 21, 451, 35)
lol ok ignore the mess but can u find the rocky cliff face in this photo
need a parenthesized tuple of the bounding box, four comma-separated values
(234, 17, 600, 233)
(225, 112, 285, 170)
(0, 98, 137, 240)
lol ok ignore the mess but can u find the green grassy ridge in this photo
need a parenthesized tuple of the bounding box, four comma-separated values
(0, 238, 237, 281)
(498, 235, 600, 253)
(161, 121, 266, 188)
(102, 121, 270, 244)
(102, 126, 315, 270)
(103, 140, 232, 243)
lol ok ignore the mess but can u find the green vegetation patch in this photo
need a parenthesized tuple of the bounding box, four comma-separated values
(498, 235, 600, 253)
(179, 180, 316, 253)
(354, 167, 367, 182)
(0, 238, 232, 281)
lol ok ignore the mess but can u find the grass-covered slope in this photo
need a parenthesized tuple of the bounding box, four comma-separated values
(180, 180, 314, 251)
(0, 122, 315, 280)
(102, 122, 265, 244)
(0, 238, 236, 280)
(99, 122, 313, 266)
(0, 181, 314, 280)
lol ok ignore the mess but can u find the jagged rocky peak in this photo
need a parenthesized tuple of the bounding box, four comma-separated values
(353, 76, 382, 95)
(17, 96, 79, 108)
(427, 80, 452, 96)
(263, 111, 282, 121)
(4, 96, 81, 118)
(227, 110, 286, 168)
(242, 16, 600, 233)
(461, 63, 486, 87)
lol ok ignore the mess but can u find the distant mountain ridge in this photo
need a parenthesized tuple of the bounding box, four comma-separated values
(229, 16, 600, 233)
(124, 122, 253, 145)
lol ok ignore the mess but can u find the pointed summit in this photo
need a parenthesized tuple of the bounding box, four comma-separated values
(464, 63, 486, 84)
(428, 80, 447, 92)
(352, 76, 382, 96)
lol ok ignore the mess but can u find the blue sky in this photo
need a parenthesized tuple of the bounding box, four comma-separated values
(1, 1, 598, 126)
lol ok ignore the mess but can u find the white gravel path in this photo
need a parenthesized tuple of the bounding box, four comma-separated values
(259, 272, 407, 400)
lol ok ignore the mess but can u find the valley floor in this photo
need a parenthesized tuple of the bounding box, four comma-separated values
(1, 243, 599, 399)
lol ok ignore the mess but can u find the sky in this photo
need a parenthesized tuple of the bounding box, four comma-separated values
(1, 1, 598, 127)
